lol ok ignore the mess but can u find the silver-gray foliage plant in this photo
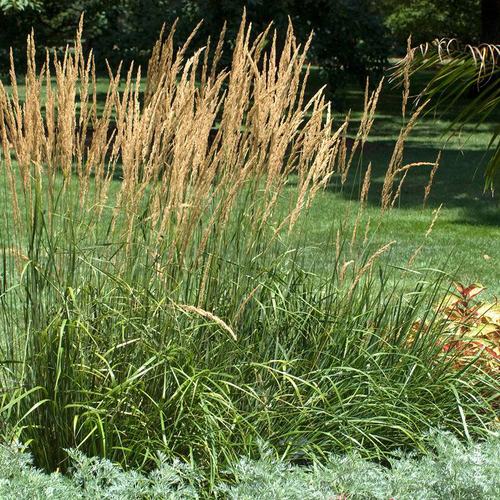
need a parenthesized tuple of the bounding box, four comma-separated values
(2, 431, 500, 499)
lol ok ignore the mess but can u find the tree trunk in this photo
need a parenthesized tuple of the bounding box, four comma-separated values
(482, 0, 500, 43)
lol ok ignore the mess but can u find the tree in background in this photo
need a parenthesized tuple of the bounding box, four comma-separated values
(0, 0, 124, 71)
(380, 0, 481, 49)
(482, 0, 500, 43)
(93, 0, 389, 92)
(290, 0, 388, 92)
(0, 0, 389, 94)
(0, 0, 40, 10)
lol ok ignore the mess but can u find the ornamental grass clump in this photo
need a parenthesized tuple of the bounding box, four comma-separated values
(0, 15, 497, 484)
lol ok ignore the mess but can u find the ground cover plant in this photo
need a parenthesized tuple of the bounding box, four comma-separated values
(0, 14, 499, 494)
(2, 430, 500, 499)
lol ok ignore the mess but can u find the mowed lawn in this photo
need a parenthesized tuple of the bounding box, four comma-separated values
(1, 66, 499, 293)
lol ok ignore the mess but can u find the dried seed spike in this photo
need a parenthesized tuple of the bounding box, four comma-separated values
(360, 162, 372, 207)
(425, 203, 443, 238)
(390, 170, 409, 210)
(176, 304, 237, 341)
(407, 204, 443, 268)
(423, 151, 441, 209)
(339, 259, 354, 287)
(363, 217, 371, 246)
(402, 35, 412, 121)
(350, 163, 371, 251)
(348, 242, 396, 298)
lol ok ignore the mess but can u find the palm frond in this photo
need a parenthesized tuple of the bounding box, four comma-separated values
(392, 39, 500, 192)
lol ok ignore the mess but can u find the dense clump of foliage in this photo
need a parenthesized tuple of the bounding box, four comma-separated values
(0, 12, 498, 489)
(379, 0, 481, 49)
(0, 444, 201, 499)
(0, 0, 389, 91)
(2, 431, 500, 499)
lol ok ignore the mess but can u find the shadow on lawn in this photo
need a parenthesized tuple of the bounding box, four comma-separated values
(322, 143, 500, 227)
